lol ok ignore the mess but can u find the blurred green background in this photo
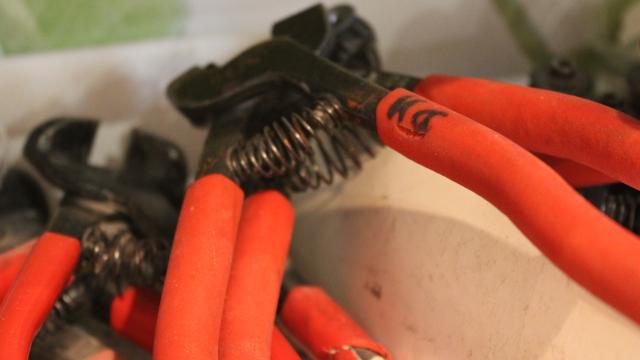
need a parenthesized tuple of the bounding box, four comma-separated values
(494, 0, 640, 74)
(0, 0, 185, 55)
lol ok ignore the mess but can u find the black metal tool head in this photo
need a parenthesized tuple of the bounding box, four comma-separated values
(272, 3, 380, 76)
(121, 129, 188, 209)
(168, 38, 387, 129)
(169, 2, 387, 127)
(167, 2, 414, 131)
(24, 118, 187, 238)
(530, 58, 593, 98)
(168, 38, 386, 182)
(0, 167, 49, 251)
(24, 117, 117, 202)
(628, 64, 640, 112)
(272, 4, 332, 56)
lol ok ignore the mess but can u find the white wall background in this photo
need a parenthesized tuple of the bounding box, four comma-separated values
(182, 0, 612, 78)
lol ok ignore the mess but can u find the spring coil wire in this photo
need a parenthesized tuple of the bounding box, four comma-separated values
(32, 283, 89, 350)
(33, 218, 168, 350)
(226, 95, 376, 192)
(600, 191, 639, 233)
(80, 220, 167, 296)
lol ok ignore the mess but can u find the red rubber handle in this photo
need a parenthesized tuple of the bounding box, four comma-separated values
(219, 190, 295, 360)
(111, 287, 298, 359)
(0, 239, 36, 302)
(537, 154, 615, 188)
(280, 286, 392, 360)
(270, 328, 301, 360)
(84, 350, 127, 360)
(111, 287, 159, 352)
(0, 232, 81, 359)
(154, 174, 244, 360)
(377, 88, 640, 324)
(416, 75, 640, 189)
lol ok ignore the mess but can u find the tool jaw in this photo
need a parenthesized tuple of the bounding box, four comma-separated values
(272, 3, 332, 57)
(23, 118, 186, 239)
(272, 3, 381, 75)
(167, 2, 415, 135)
(168, 38, 387, 131)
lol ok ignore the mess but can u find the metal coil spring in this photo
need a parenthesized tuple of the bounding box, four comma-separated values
(33, 220, 168, 348)
(582, 184, 640, 234)
(226, 95, 376, 192)
(33, 283, 89, 347)
(599, 191, 640, 233)
(80, 220, 168, 296)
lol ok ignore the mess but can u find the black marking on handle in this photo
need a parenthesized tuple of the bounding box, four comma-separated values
(387, 94, 448, 135)
(387, 95, 427, 124)
(412, 109, 449, 134)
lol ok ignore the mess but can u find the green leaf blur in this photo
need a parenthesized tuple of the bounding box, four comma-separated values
(0, 0, 185, 55)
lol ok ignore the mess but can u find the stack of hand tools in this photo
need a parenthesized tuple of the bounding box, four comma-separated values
(1, 3, 640, 359)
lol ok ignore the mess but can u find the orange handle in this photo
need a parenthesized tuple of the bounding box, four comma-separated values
(377, 88, 640, 324)
(111, 287, 159, 352)
(154, 174, 244, 360)
(111, 288, 298, 359)
(0, 232, 81, 359)
(219, 191, 295, 360)
(280, 286, 392, 360)
(537, 154, 615, 188)
(270, 328, 300, 360)
(416, 75, 640, 189)
(0, 239, 36, 302)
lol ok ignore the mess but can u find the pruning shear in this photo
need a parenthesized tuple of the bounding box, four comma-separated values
(153, 6, 394, 359)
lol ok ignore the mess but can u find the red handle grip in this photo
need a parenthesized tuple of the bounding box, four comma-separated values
(0, 232, 81, 359)
(154, 174, 244, 360)
(416, 75, 640, 189)
(280, 286, 392, 360)
(219, 190, 295, 360)
(377, 88, 640, 324)
(111, 287, 159, 352)
(111, 287, 298, 359)
(0, 239, 36, 302)
(537, 154, 615, 188)
(270, 328, 301, 360)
